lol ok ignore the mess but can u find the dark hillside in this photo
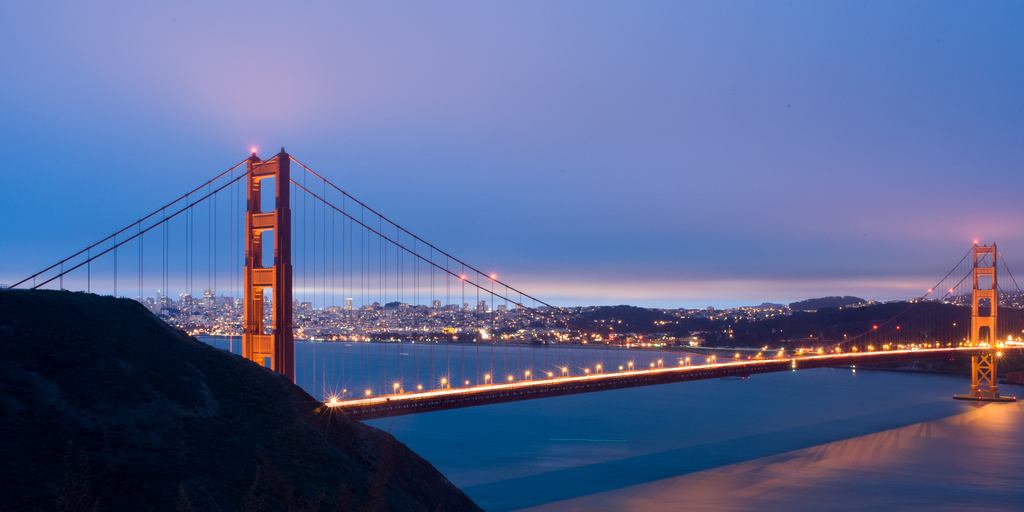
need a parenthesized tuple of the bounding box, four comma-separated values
(0, 290, 480, 512)
(789, 296, 865, 311)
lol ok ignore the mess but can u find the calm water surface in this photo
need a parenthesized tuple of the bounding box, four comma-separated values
(201, 337, 1024, 511)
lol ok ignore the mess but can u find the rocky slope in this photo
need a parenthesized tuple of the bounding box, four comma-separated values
(0, 290, 480, 512)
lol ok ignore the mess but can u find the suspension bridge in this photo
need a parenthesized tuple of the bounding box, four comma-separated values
(5, 149, 1020, 420)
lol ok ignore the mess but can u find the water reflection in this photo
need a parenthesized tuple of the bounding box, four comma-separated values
(526, 402, 1024, 511)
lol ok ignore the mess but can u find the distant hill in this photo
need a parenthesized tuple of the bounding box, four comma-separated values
(576, 300, 1024, 352)
(576, 305, 677, 333)
(788, 296, 866, 311)
(0, 290, 480, 512)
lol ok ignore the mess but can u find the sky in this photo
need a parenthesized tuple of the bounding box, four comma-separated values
(1, 1, 1023, 307)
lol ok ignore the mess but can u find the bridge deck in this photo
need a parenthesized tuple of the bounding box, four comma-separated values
(326, 347, 984, 420)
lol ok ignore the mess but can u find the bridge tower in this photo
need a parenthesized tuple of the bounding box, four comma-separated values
(955, 243, 1015, 402)
(242, 149, 295, 381)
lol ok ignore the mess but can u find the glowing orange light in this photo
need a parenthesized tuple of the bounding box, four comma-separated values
(489, 273, 498, 280)
(459, 274, 467, 281)
(249, 146, 258, 155)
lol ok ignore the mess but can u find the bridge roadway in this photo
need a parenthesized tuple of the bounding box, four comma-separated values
(326, 347, 987, 420)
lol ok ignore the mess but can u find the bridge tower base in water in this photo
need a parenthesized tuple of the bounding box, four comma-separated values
(242, 150, 295, 382)
(954, 243, 1016, 402)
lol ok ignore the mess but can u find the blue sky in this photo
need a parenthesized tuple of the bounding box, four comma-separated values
(2, 1, 1023, 306)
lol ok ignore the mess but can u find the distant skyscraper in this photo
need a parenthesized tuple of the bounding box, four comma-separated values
(345, 297, 353, 310)
(476, 299, 487, 313)
(432, 299, 442, 309)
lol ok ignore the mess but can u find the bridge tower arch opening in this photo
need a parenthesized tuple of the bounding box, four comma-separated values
(242, 149, 295, 381)
(955, 243, 1015, 402)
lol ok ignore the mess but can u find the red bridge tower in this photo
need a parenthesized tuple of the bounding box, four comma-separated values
(955, 243, 1015, 402)
(242, 150, 295, 381)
